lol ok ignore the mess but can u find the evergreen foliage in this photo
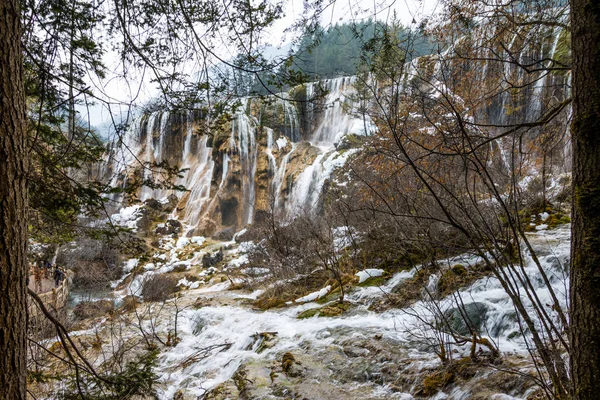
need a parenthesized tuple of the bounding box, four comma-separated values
(56, 350, 160, 399)
(246, 19, 434, 95)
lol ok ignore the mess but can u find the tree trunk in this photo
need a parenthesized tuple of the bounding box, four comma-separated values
(570, 0, 600, 397)
(0, 0, 28, 398)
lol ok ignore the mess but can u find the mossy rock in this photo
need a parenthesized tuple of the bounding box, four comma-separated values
(254, 332, 278, 353)
(356, 275, 388, 287)
(281, 352, 295, 373)
(296, 308, 321, 319)
(281, 352, 302, 377)
(177, 245, 203, 261)
(297, 302, 352, 319)
(552, 29, 571, 76)
(545, 213, 570, 228)
(450, 264, 467, 275)
(232, 365, 250, 395)
(288, 84, 307, 102)
(319, 302, 351, 316)
(254, 295, 287, 310)
(438, 262, 491, 297)
(254, 270, 330, 310)
(422, 370, 455, 396)
(204, 382, 236, 399)
(316, 287, 342, 304)
(335, 133, 366, 150)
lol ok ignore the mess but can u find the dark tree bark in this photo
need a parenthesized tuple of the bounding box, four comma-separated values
(0, 0, 28, 398)
(570, 0, 600, 398)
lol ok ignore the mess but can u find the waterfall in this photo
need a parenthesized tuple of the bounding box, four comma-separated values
(311, 76, 377, 145)
(107, 114, 143, 192)
(305, 82, 315, 134)
(220, 153, 230, 189)
(272, 143, 297, 214)
(104, 77, 372, 229)
(529, 26, 563, 119)
(311, 77, 356, 144)
(181, 135, 215, 226)
(279, 98, 300, 142)
(286, 149, 357, 217)
(287, 152, 326, 214)
(264, 128, 277, 174)
(139, 112, 161, 201)
(231, 105, 258, 225)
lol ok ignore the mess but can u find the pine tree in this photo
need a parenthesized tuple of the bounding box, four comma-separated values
(569, 0, 600, 397)
(0, 0, 28, 397)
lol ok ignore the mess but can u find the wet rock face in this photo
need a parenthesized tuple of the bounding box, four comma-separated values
(135, 195, 180, 232)
(145, 194, 178, 212)
(335, 133, 365, 151)
(213, 227, 236, 241)
(219, 198, 239, 227)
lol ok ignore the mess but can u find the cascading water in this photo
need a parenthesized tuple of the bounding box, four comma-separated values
(272, 143, 296, 214)
(140, 112, 168, 201)
(219, 153, 229, 189)
(230, 104, 259, 225)
(265, 128, 277, 173)
(279, 97, 301, 142)
(310, 76, 376, 144)
(180, 135, 215, 227)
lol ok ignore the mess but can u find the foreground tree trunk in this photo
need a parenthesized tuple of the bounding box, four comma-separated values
(570, 0, 600, 397)
(0, 0, 28, 398)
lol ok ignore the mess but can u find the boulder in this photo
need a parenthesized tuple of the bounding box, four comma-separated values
(444, 302, 489, 336)
(155, 219, 182, 236)
(213, 227, 236, 241)
(202, 249, 224, 268)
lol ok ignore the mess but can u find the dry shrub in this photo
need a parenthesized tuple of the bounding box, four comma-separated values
(72, 261, 112, 289)
(141, 274, 178, 302)
(120, 295, 140, 312)
(171, 264, 188, 273)
(73, 299, 114, 320)
(58, 238, 123, 290)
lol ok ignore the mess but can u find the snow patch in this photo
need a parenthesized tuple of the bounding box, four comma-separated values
(295, 285, 331, 303)
(110, 204, 143, 230)
(123, 258, 139, 273)
(356, 269, 385, 283)
(237, 241, 255, 253)
(229, 254, 249, 268)
(177, 277, 200, 289)
(276, 136, 288, 150)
